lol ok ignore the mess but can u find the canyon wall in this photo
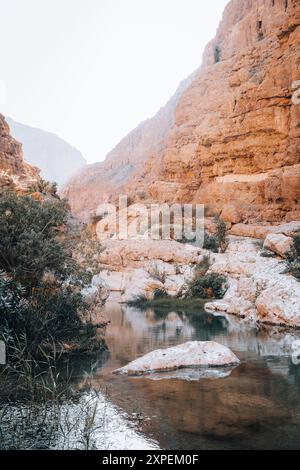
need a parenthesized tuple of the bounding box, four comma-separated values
(0, 114, 39, 191)
(62, 75, 194, 219)
(64, 0, 300, 224)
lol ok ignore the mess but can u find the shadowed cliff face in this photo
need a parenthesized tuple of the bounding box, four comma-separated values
(63, 0, 300, 224)
(0, 114, 40, 191)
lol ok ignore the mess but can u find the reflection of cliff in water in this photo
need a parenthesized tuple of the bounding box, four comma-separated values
(105, 303, 300, 364)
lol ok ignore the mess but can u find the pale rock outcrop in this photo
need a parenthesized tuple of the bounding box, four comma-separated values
(230, 221, 300, 239)
(95, 239, 204, 302)
(121, 271, 163, 304)
(256, 285, 300, 328)
(96, 234, 300, 327)
(263, 233, 294, 258)
(95, 260, 194, 303)
(206, 236, 300, 328)
(96, 269, 160, 303)
(114, 341, 240, 376)
(99, 239, 203, 270)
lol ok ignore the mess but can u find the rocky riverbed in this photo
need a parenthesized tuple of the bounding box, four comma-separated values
(92, 220, 300, 329)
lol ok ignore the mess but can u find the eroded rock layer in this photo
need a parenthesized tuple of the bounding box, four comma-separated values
(64, 0, 300, 223)
(7, 117, 86, 187)
(0, 114, 39, 190)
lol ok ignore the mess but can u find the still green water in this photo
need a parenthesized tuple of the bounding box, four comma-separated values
(89, 302, 300, 450)
(2, 302, 300, 450)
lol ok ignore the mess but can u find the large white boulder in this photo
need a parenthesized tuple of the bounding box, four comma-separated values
(256, 283, 300, 328)
(114, 341, 240, 376)
(263, 233, 293, 258)
(121, 270, 164, 303)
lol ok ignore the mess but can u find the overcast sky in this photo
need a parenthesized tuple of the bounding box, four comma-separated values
(0, 0, 228, 163)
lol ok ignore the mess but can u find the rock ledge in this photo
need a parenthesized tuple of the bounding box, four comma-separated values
(114, 341, 240, 376)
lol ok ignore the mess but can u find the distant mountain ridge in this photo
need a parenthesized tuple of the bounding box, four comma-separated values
(6, 117, 86, 187)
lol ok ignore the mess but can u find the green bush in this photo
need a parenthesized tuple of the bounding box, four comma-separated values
(153, 288, 171, 300)
(185, 272, 227, 300)
(0, 190, 102, 358)
(126, 294, 148, 307)
(285, 233, 300, 280)
(202, 217, 228, 253)
(203, 232, 219, 253)
(27, 178, 58, 196)
(260, 249, 276, 258)
(194, 255, 211, 277)
(287, 260, 300, 280)
(291, 234, 300, 259)
(0, 273, 89, 351)
(0, 192, 71, 290)
(213, 216, 228, 253)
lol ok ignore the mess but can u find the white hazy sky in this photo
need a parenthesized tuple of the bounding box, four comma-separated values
(0, 0, 228, 163)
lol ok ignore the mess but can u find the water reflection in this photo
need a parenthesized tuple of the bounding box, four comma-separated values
(90, 303, 300, 450)
(4, 302, 300, 450)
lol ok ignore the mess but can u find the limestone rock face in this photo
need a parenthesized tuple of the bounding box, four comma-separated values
(93, 233, 300, 327)
(256, 285, 300, 328)
(205, 236, 300, 328)
(94, 239, 203, 302)
(99, 239, 203, 270)
(263, 233, 293, 258)
(62, 76, 194, 220)
(114, 341, 240, 376)
(64, 0, 300, 225)
(230, 221, 300, 239)
(0, 114, 39, 190)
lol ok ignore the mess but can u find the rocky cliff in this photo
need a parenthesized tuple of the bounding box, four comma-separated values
(64, 0, 300, 224)
(7, 117, 86, 187)
(62, 75, 194, 219)
(0, 114, 39, 191)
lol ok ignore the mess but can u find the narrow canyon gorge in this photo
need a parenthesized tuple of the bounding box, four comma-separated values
(63, 0, 300, 226)
(1, 0, 300, 452)
(62, 0, 300, 330)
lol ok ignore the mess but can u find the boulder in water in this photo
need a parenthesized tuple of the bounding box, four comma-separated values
(114, 341, 240, 376)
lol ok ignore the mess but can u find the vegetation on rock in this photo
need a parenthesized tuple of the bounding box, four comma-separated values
(184, 272, 227, 300)
(27, 178, 58, 197)
(203, 217, 228, 253)
(128, 254, 227, 306)
(285, 234, 300, 280)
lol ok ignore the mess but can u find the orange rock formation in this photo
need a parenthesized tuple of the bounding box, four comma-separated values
(63, 0, 300, 224)
(0, 114, 39, 190)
